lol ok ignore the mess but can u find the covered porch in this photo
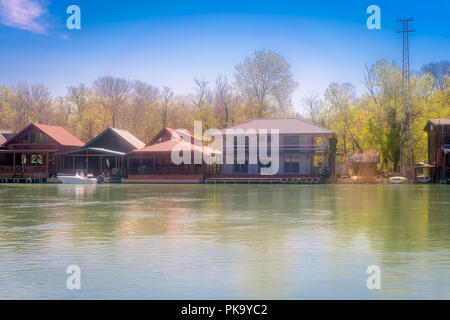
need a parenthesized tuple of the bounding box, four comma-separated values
(0, 149, 55, 180)
(125, 139, 221, 183)
(58, 147, 125, 177)
(126, 152, 207, 183)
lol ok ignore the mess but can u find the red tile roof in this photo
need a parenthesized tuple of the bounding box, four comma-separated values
(147, 128, 203, 146)
(4, 123, 83, 147)
(33, 124, 84, 147)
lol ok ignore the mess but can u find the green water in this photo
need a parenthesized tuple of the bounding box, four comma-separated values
(0, 184, 448, 299)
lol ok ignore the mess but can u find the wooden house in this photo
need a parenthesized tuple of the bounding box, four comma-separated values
(424, 119, 450, 183)
(58, 127, 145, 176)
(125, 128, 219, 183)
(214, 118, 337, 181)
(0, 123, 83, 181)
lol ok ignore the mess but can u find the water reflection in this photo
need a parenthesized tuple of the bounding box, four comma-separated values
(0, 184, 448, 299)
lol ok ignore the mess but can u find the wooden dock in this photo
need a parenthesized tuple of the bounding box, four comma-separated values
(206, 177, 326, 184)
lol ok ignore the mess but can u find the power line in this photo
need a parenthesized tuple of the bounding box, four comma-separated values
(396, 18, 415, 176)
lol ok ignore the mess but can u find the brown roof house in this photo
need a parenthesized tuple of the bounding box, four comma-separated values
(0, 123, 83, 181)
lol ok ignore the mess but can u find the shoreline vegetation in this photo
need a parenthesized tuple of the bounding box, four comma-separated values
(0, 51, 449, 175)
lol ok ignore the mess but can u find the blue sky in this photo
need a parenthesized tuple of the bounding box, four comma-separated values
(0, 0, 448, 113)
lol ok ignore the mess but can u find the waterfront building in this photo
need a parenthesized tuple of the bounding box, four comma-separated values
(0, 123, 83, 181)
(124, 128, 219, 183)
(214, 118, 337, 182)
(424, 119, 450, 183)
(57, 127, 145, 177)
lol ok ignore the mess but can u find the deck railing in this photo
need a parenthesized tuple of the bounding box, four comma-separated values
(0, 165, 47, 173)
(128, 166, 204, 175)
(0, 166, 13, 172)
(231, 145, 329, 153)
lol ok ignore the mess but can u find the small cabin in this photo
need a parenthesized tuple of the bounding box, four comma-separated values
(58, 127, 145, 176)
(0, 123, 83, 180)
(347, 152, 380, 177)
(424, 119, 450, 183)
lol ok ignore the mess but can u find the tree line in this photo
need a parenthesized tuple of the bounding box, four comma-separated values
(0, 50, 448, 171)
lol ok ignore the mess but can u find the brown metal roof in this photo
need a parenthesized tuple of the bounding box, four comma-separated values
(83, 127, 145, 150)
(424, 119, 450, 131)
(224, 118, 335, 135)
(110, 128, 145, 149)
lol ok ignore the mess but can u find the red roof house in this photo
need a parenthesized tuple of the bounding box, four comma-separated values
(125, 128, 219, 183)
(0, 123, 83, 180)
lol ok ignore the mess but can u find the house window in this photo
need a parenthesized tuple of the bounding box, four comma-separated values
(21, 135, 28, 143)
(31, 154, 43, 166)
(233, 154, 248, 173)
(233, 163, 248, 173)
(30, 134, 35, 143)
(284, 136, 299, 150)
(39, 133, 44, 144)
(284, 154, 300, 173)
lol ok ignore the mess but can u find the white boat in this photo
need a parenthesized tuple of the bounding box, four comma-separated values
(58, 171, 97, 184)
(416, 175, 431, 183)
(389, 176, 407, 184)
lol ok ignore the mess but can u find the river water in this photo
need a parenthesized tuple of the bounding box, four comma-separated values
(0, 184, 448, 299)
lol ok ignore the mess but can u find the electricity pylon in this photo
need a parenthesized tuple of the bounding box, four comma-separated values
(396, 18, 415, 176)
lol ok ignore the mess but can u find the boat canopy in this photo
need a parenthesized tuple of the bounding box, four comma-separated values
(58, 147, 126, 156)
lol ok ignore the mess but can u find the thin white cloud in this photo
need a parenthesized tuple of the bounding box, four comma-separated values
(0, 0, 48, 34)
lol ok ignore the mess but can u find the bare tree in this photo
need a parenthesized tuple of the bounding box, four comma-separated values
(302, 91, 323, 126)
(214, 74, 232, 126)
(161, 86, 173, 128)
(11, 83, 53, 128)
(192, 78, 210, 108)
(324, 82, 363, 153)
(131, 80, 160, 133)
(234, 49, 297, 118)
(93, 76, 130, 127)
(66, 84, 91, 115)
(422, 60, 449, 91)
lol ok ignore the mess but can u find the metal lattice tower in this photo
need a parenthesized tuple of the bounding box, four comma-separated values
(396, 18, 415, 176)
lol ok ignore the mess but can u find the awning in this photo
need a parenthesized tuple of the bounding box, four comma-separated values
(58, 147, 125, 156)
